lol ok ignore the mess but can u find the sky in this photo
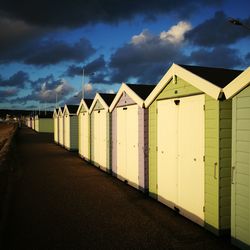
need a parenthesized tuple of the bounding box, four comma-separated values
(0, 0, 250, 110)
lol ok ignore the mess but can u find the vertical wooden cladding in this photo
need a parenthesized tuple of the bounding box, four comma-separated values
(231, 86, 250, 247)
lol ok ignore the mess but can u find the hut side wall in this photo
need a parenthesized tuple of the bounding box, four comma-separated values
(70, 115, 78, 150)
(232, 86, 250, 247)
(138, 107, 149, 191)
(219, 99, 232, 231)
(39, 119, 53, 133)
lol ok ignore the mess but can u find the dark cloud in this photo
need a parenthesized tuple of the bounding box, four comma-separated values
(10, 76, 75, 105)
(0, 88, 19, 101)
(1, 0, 223, 28)
(64, 55, 107, 77)
(0, 71, 30, 88)
(0, 37, 96, 66)
(109, 30, 189, 83)
(187, 11, 250, 47)
(189, 46, 243, 68)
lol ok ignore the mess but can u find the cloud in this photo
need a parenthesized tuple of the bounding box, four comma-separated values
(189, 46, 243, 68)
(109, 23, 191, 83)
(1, 1, 223, 28)
(64, 55, 107, 77)
(10, 76, 75, 105)
(0, 88, 19, 101)
(187, 11, 250, 47)
(0, 71, 30, 88)
(0, 37, 96, 66)
(160, 21, 192, 44)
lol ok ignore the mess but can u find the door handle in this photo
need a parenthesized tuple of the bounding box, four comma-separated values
(214, 162, 217, 179)
(232, 166, 235, 184)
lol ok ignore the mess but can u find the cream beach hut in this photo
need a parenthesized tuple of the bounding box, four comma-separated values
(53, 108, 59, 143)
(63, 104, 79, 151)
(89, 93, 116, 172)
(77, 99, 93, 161)
(109, 83, 155, 191)
(145, 63, 242, 233)
(58, 107, 64, 146)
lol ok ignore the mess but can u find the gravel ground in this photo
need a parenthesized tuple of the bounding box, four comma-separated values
(1, 127, 238, 250)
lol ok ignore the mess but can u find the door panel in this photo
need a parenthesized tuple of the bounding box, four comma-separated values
(126, 105, 139, 186)
(99, 110, 107, 168)
(82, 112, 89, 159)
(93, 111, 100, 165)
(178, 95, 205, 223)
(157, 99, 178, 207)
(117, 107, 126, 178)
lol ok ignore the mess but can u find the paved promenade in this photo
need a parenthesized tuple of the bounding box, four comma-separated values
(2, 127, 237, 249)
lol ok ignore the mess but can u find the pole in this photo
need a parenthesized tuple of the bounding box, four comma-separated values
(56, 92, 58, 108)
(82, 68, 85, 99)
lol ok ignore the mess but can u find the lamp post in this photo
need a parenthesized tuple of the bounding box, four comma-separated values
(228, 18, 250, 30)
(81, 68, 94, 100)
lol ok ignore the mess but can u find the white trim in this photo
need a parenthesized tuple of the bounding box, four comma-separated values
(144, 63, 222, 108)
(223, 66, 250, 99)
(76, 99, 90, 115)
(62, 104, 69, 116)
(109, 83, 144, 112)
(89, 93, 109, 114)
(58, 107, 64, 117)
(53, 108, 58, 118)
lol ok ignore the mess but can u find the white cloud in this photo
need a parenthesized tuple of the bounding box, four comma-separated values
(84, 83, 93, 92)
(160, 21, 192, 44)
(131, 30, 152, 45)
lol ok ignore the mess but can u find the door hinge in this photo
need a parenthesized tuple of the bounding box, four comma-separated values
(156, 108, 158, 114)
(203, 206, 205, 212)
(203, 155, 205, 162)
(203, 105, 205, 111)
(156, 146, 158, 151)
(156, 184, 158, 189)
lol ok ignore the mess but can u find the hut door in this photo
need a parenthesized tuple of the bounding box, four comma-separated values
(64, 115, 70, 148)
(157, 94, 205, 223)
(117, 107, 127, 179)
(126, 105, 139, 187)
(99, 110, 107, 168)
(157, 99, 178, 208)
(93, 111, 100, 165)
(117, 105, 139, 186)
(82, 112, 89, 158)
(178, 95, 205, 224)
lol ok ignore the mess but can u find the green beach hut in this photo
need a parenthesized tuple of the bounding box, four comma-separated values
(144, 63, 242, 234)
(34, 111, 53, 133)
(224, 66, 250, 249)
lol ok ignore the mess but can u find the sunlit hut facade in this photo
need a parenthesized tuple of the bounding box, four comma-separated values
(109, 83, 155, 191)
(63, 104, 79, 151)
(77, 98, 93, 161)
(223, 66, 250, 249)
(89, 93, 116, 172)
(53, 108, 59, 143)
(144, 63, 242, 234)
(58, 107, 64, 146)
(34, 111, 53, 133)
(31, 115, 35, 130)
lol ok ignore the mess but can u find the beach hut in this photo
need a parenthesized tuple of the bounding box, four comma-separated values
(89, 93, 116, 172)
(34, 111, 53, 133)
(77, 99, 93, 161)
(58, 107, 64, 146)
(223, 66, 250, 248)
(31, 115, 35, 130)
(53, 108, 59, 143)
(144, 63, 242, 233)
(63, 104, 79, 151)
(109, 83, 155, 191)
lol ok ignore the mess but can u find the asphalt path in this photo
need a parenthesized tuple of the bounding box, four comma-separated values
(2, 127, 238, 249)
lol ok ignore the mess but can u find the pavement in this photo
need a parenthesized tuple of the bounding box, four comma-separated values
(1, 127, 238, 249)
